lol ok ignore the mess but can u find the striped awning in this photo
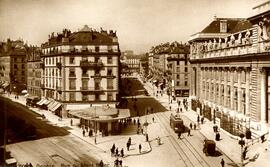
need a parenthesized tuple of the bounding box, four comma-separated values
(51, 103, 62, 112)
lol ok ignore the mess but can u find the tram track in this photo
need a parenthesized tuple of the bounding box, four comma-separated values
(155, 112, 211, 167)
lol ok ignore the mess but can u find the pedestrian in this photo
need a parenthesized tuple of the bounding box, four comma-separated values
(178, 131, 181, 139)
(133, 119, 136, 125)
(85, 126, 88, 132)
(220, 158, 225, 167)
(139, 144, 142, 153)
(128, 137, 131, 144)
(112, 143, 115, 153)
(114, 158, 119, 167)
(261, 135, 265, 143)
(70, 119, 73, 126)
(169, 106, 171, 111)
(152, 117, 155, 123)
(99, 160, 104, 167)
(111, 148, 114, 156)
(194, 123, 196, 130)
(82, 129, 85, 137)
(201, 117, 204, 124)
(187, 128, 191, 136)
(197, 115, 200, 124)
(121, 148, 124, 157)
(127, 142, 130, 151)
(189, 123, 193, 130)
(89, 129, 93, 137)
(119, 159, 122, 167)
(115, 148, 119, 157)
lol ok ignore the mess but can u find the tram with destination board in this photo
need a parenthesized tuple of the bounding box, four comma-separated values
(170, 113, 184, 133)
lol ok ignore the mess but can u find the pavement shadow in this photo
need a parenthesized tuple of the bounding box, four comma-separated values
(226, 162, 239, 167)
(0, 96, 70, 145)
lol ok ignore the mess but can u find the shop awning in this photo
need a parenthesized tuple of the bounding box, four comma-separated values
(2, 82, 9, 89)
(44, 99, 53, 105)
(48, 101, 57, 110)
(37, 98, 46, 105)
(51, 103, 62, 112)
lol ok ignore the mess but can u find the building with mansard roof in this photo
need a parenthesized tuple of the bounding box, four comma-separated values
(40, 25, 130, 135)
(189, 1, 270, 136)
(0, 39, 28, 94)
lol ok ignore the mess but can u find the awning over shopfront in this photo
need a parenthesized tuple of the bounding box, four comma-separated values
(37, 98, 48, 105)
(66, 104, 91, 110)
(1, 82, 9, 89)
(51, 103, 62, 112)
(68, 106, 130, 122)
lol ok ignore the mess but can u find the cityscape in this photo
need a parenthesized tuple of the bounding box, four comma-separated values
(1, 0, 270, 167)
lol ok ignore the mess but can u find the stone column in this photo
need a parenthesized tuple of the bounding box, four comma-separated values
(224, 68, 228, 108)
(237, 69, 242, 113)
(245, 68, 250, 117)
(230, 69, 234, 110)
(261, 68, 267, 123)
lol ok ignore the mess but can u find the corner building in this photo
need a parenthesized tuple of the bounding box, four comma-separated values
(41, 25, 121, 116)
(189, 2, 270, 136)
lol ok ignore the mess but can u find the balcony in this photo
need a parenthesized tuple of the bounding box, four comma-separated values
(56, 62, 62, 69)
(80, 87, 104, 94)
(191, 40, 270, 60)
(106, 74, 116, 79)
(69, 73, 76, 78)
(81, 73, 89, 78)
(92, 73, 102, 79)
(80, 60, 104, 70)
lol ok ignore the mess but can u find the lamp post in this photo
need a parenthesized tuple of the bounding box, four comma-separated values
(238, 133, 245, 167)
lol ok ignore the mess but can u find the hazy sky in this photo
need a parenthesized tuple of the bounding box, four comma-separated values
(0, 0, 262, 54)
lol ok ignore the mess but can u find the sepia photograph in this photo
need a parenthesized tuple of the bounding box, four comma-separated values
(0, 0, 270, 166)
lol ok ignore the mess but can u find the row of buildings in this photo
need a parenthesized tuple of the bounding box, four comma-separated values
(148, 42, 190, 98)
(145, 1, 270, 136)
(188, 1, 270, 136)
(0, 25, 130, 135)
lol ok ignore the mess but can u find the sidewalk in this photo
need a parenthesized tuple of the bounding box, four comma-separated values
(2, 93, 152, 167)
(140, 75, 270, 167)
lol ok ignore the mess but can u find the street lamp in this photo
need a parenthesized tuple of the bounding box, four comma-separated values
(238, 133, 245, 167)
(94, 106, 97, 144)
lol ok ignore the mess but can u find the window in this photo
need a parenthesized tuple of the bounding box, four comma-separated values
(185, 67, 188, 72)
(185, 81, 188, 86)
(108, 57, 113, 64)
(184, 74, 188, 79)
(69, 79, 76, 89)
(49, 58, 51, 65)
(177, 74, 180, 79)
(69, 92, 75, 101)
(95, 46, 99, 52)
(70, 57, 75, 64)
(82, 70, 88, 77)
(177, 81, 180, 86)
(14, 64, 18, 69)
(176, 67, 180, 72)
(52, 57, 54, 64)
(107, 79, 113, 89)
(177, 61, 180, 65)
(241, 71, 246, 83)
(82, 94, 88, 101)
(95, 93, 100, 101)
(22, 64, 25, 69)
(185, 60, 187, 65)
(108, 93, 113, 101)
(69, 68, 75, 77)
(82, 79, 88, 89)
(107, 69, 113, 76)
(14, 58, 17, 62)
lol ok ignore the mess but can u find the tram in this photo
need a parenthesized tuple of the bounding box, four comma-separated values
(170, 113, 184, 133)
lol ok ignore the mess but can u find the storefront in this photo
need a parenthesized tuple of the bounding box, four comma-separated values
(68, 106, 130, 135)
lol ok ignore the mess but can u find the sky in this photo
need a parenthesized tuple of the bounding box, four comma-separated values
(0, 0, 262, 54)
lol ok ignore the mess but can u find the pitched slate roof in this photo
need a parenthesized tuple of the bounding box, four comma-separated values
(201, 18, 251, 34)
